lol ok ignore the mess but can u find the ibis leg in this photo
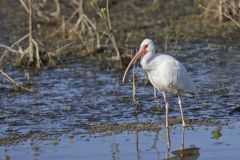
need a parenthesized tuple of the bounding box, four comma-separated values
(180, 126, 185, 150)
(153, 87, 160, 108)
(166, 126, 171, 158)
(178, 94, 186, 127)
(163, 92, 169, 127)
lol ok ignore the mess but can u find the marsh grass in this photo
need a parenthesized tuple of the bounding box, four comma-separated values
(0, 0, 240, 91)
(198, 0, 240, 27)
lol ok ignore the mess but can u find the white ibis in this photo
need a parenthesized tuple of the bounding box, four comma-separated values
(123, 39, 197, 127)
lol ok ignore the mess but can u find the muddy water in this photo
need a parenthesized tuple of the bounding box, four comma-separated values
(1, 43, 240, 159)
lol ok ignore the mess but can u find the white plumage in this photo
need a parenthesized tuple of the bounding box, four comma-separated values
(123, 39, 197, 127)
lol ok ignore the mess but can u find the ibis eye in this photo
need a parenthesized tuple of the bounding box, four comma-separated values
(144, 45, 148, 48)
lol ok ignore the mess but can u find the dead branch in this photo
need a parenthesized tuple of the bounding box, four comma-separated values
(33, 0, 62, 21)
(32, 39, 41, 68)
(20, 0, 30, 14)
(0, 69, 34, 92)
(54, 42, 74, 56)
(198, 1, 240, 28)
(50, 0, 61, 18)
(92, 0, 123, 67)
(0, 45, 20, 54)
(199, 0, 240, 27)
(132, 55, 137, 104)
(0, 34, 28, 66)
(16, 0, 42, 68)
(68, 0, 100, 53)
(49, 8, 79, 37)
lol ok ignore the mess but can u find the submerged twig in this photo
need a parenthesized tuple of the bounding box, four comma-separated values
(32, 39, 41, 68)
(132, 62, 137, 104)
(0, 69, 34, 92)
(131, 50, 138, 106)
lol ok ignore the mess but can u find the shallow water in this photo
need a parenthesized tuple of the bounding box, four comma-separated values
(1, 122, 240, 160)
(1, 43, 240, 159)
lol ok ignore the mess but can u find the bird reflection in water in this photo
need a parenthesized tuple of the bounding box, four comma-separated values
(133, 114, 200, 160)
(165, 126, 200, 160)
(135, 129, 143, 160)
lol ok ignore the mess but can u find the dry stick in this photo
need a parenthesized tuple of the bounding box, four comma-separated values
(73, 0, 89, 50)
(105, 0, 122, 64)
(61, 16, 66, 37)
(198, 3, 240, 28)
(74, 0, 84, 31)
(32, 39, 41, 68)
(28, 0, 34, 64)
(0, 1, 36, 92)
(132, 62, 137, 104)
(0, 45, 30, 89)
(76, 1, 95, 29)
(106, 0, 112, 30)
(72, 0, 99, 52)
(50, 0, 61, 18)
(20, 0, 30, 14)
(218, 0, 223, 23)
(20, 0, 41, 68)
(55, 42, 74, 56)
(0, 69, 34, 92)
(131, 50, 137, 105)
(46, 42, 74, 66)
(83, 12, 100, 48)
(72, 0, 79, 6)
(21, 47, 31, 63)
(93, 0, 122, 65)
(0, 45, 19, 54)
(50, 9, 79, 37)
(0, 33, 29, 65)
(223, 1, 240, 16)
(0, 44, 20, 68)
(0, 69, 18, 86)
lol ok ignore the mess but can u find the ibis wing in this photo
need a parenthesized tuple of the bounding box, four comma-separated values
(175, 62, 197, 96)
(147, 55, 196, 96)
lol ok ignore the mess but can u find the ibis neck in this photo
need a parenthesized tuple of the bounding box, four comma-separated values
(140, 51, 155, 71)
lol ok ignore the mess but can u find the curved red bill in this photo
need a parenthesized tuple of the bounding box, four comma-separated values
(122, 48, 146, 83)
